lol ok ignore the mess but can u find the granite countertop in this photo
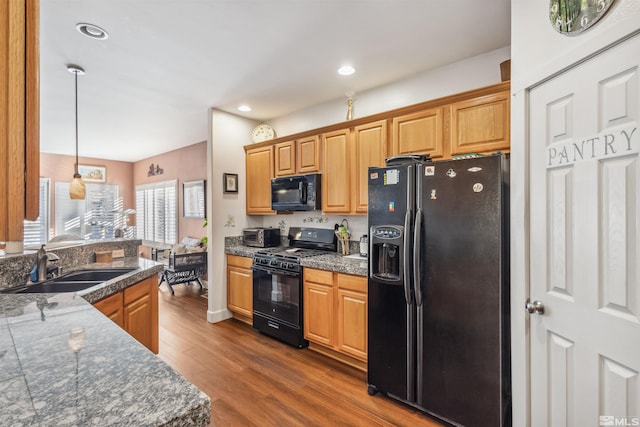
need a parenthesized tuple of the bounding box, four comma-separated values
(70, 257, 164, 304)
(224, 245, 266, 258)
(301, 253, 368, 276)
(0, 258, 210, 426)
(224, 245, 368, 277)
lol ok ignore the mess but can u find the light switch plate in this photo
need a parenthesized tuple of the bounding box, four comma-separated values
(112, 249, 125, 258)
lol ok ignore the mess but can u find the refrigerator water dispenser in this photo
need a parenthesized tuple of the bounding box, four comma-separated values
(370, 225, 404, 283)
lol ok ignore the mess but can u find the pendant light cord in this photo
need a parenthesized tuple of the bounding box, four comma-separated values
(74, 70, 79, 175)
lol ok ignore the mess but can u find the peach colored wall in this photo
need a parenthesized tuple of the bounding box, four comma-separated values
(40, 153, 134, 236)
(133, 141, 207, 242)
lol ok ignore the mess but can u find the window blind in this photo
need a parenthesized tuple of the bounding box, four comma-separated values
(23, 178, 50, 246)
(135, 180, 178, 245)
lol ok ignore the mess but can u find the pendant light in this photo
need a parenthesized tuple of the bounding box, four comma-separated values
(67, 64, 86, 200)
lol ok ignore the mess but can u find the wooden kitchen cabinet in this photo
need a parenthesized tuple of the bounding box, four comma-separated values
(391, 107, 445, 159)
(93, 291, 124, 328)
(450, 90, 510, 156)
(303, 267, 367, 366)
(243, 82, 509, 216)
(274, 141, 296, 177)
(321, 128, 352, 213)
(353, 120, 388, 213)
(321, 121, 386, 214)
(92, 275, 158, 353)
(124, 276, 158, 354)
(336, 274, 367, 361)
(245, 145, 275, 214)
(274, 136, 321, 177)
(226, 254, 253, 324)
(303, 268, 335, 347)
(0, 0, 39, 247)
(296, 135, 321, 173)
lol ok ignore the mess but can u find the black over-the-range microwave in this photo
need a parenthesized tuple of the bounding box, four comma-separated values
(271, 173, 321, 211)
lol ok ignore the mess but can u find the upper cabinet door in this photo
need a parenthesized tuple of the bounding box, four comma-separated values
(245, 145, 274, 215)
(322, 129, 352, 213)
(391, 107, 444, 159)
(296, 135, 321, 173)
(274, 141, 296, 177)
(353, 120, 388, 213)
(450, 91, 510, 156)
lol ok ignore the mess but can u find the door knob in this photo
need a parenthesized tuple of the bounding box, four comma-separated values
(525, 299, 545, 315)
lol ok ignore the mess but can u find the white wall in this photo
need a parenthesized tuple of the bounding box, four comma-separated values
(511, 0, 640, 92)
(269, 47, 511, 137)
(510, 0, 640, 423)
(207, 109, 259, 323)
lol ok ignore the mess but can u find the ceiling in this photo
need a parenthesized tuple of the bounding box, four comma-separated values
(40, 0, 511, 162)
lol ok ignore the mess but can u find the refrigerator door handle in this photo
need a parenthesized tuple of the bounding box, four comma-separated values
(403, 210, 413, 305)
(413, 208, 423, 307)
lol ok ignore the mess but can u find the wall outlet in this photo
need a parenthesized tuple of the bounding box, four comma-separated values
(112, 249, 125, 258)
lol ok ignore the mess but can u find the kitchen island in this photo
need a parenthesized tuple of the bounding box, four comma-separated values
(0, 258, 210, 426)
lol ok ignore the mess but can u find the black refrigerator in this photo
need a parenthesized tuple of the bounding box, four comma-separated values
(367, 153, 511, 427)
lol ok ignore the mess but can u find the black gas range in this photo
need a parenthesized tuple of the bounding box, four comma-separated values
(251, 227, 337, 348)
(253, 247, 328, 273)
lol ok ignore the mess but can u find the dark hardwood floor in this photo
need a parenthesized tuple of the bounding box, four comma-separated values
(157, 284, 444, 427)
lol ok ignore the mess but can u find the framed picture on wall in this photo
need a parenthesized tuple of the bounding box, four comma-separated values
(78, 165, 106, 183)
(183, 180, 206, 218)
(223, 173, 238, 194)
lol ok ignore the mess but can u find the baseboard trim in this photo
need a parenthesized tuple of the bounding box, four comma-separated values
(207, 308, 232, 323)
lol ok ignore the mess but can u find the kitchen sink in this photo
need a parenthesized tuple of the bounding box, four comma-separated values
(7, 281, 104, 294)
(49, 268, 136, 283)
(0, 267, 137, 294)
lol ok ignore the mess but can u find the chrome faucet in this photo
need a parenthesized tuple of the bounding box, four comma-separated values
(34, 245, 60, 282)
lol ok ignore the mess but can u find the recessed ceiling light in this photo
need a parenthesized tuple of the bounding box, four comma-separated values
(238, 105, 252, 112)
(338, 65, 355, 76)
(76, 23, 109, 40)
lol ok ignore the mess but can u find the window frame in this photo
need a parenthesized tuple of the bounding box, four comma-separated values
(135, 179, 178, 246)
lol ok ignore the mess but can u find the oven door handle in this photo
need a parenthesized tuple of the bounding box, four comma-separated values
(251, 267, 299, 277)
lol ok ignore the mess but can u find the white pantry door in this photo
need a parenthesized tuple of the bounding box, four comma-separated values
(528, 34, 640, 426)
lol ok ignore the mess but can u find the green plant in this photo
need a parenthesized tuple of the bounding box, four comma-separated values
(201, 218, 208, 245)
